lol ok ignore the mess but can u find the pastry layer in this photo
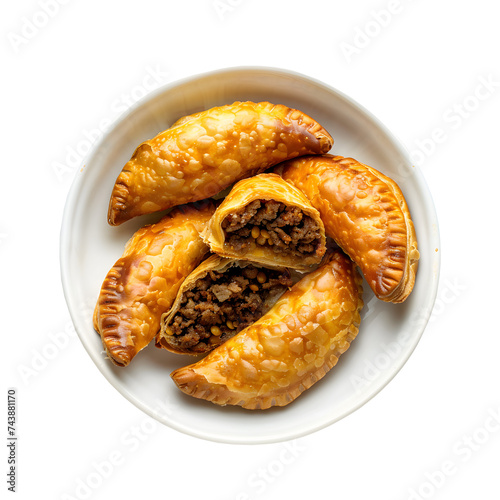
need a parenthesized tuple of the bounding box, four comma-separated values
(108, 101, 333, 225)
(276, 155, 419, 302)
(203, 173, 326, 271)
(171, 250, 363, 409)
(94, 200, 215, 366)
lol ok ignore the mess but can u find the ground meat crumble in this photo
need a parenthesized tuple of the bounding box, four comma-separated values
(165, 264, 292, 353)
(222, 199, 323, 257)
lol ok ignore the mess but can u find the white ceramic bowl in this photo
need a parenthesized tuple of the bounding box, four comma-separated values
(60, 67, 440, 444)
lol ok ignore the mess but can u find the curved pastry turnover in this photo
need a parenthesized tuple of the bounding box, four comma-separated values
(202, 173, 327, 271)
(171, 250, 363, 410)
(156, 255, 293, 355)
(94, 200, 215, 366)
(276, 155, 419, 303)
(108, 101, 333, 225)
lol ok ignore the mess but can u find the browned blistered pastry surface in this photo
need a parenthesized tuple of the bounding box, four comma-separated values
(94, 201, 215, 366)
(171, 250, 363, 409)
(108, 101, 333, 225)
(276, 155, 419, 302)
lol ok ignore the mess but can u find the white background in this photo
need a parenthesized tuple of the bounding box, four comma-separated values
(2, 1, 500, 499)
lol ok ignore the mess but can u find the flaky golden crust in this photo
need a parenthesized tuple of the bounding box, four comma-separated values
(94, 200, 215, 366)
(156, 255, 289, 355)
(108, 101, 333, 225)
(171, 251, 363, 410)
(276, 155, 419, 303)
(202, 173, 327, 271)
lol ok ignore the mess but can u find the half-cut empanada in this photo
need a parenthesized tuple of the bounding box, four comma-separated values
(94, 200, 215, 366)
(156, 255, 293, 355)
(202, 173, 327, 271)
(171, 250, 363, 410)
(275, 154, 419, 302)
(108, 101, 333, 225)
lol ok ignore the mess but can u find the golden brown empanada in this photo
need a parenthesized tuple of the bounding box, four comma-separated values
(275, 154, 419, 303)
(108, 101, 333, 225)
(156, 255, 293, 355)
(94, 200, 215, 366)
(171, 250, 363, 410)
(202, 173, 327, 271)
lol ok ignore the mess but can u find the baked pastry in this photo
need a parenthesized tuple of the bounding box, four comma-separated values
(171, 250, 363, 409)
(276, 155, 419, 302)
(202, 173, 327, 271)
(108, 101, 333, 225)
(156, 255, 293, 354)
(94, 200, 215, 366)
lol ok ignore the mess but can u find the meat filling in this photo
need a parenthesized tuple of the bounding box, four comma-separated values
(222, 199, 323, 257)
(167, 264, 292, 353)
